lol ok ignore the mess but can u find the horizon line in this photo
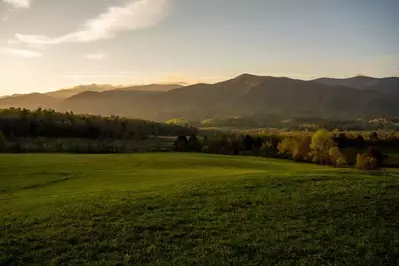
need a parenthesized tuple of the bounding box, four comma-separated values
(1, 73, 399, 97)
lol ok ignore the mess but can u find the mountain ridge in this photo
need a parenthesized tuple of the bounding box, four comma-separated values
(313, 76, 399, 95)
(1, 75, 398, 120)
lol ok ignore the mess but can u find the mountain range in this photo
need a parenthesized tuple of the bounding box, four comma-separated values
(1, 75, 398, 121)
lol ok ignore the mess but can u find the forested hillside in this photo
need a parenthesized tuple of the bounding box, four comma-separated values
(313, 76, 399, 95)
(1, 75, 398, 121)
(0, 108, 196, 140)
(45, 84, 120, 99)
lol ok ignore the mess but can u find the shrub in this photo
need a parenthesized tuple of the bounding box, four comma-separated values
(369, 131, 378, 141)
(369, 157, 379, 169)
(292, 150, 302, 162)
(205, 140, 225, 154)
(356, 153, 367, 169)
(336, 132, 349, 148)
(175, 136, 188, 151)
(293, 136, 311, 162)
(252, 146, 261, 156)
(356, 153, 380, 170)
(277, 138, 295, 156)
(6, 142, 23, 153)
(188, 134, 202, 152)
(328, 147, 347, 167)
(242, 135, 254, 151)
(355, 135, 365, 149)
(201, 146, 209, 153)
(260, 141, 277, 157)
(335, 157, 348, 168)
(366, 146, 384, 166)
(34, 137, 47, 152)
(278, 136, 311, 162)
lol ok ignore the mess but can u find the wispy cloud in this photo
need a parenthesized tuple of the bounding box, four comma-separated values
(0, 47, 42, 58)
(3, 0, 31, 8)
(2, 0, 30, 21)
(15, 0, 169, 44)
(1, 7, 11, 21)
(85, 51, 109, 60)
(7, 39, 20, 45)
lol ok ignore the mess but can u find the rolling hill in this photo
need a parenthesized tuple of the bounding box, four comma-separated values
(117, 84, 182, 92)
(45, 84, 120, 99)
(1, 75, 398, 120)
(1, 153, 398, 265)
(0, 93, 58, 109)
(59, 90, 162, 118)
(44, 83, 182, 99)
(313, 76, 399, 95)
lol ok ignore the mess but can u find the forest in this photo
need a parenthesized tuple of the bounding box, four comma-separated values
(0, 108, 196, 140)
(1, 108, 398, 170)
(177, 129, 399, 170)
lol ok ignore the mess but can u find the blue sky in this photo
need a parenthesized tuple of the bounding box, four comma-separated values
(0, 0, 398, 95)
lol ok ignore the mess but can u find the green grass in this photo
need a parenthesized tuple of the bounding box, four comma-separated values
(1, 153, 398, 265)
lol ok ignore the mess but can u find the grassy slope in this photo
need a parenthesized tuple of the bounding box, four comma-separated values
(0, 154, 398, 265)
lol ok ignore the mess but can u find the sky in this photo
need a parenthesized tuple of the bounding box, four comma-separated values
(0, 0, 398, 95)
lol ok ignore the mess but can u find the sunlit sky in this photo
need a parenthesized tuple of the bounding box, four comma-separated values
(0, 0, 398, 95)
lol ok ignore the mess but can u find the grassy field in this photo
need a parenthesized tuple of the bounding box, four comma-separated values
(1, 153, 398, 265)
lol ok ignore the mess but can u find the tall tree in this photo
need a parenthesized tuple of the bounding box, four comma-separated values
(188, 134, 202, 152)
(0, 131, 6, 151)
(310, 129, 336, 164)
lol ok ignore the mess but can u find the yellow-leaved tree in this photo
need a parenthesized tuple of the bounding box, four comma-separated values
(310, 129, 336, 165)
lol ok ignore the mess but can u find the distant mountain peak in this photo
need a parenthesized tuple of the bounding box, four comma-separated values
(1, 74, 398, 119)
(45, 84, 118, 99)
(314, 76, 399, 94)
(234, 73, 264, 80)
(353, 75, 372, 78)
(118, 84, 182, 92)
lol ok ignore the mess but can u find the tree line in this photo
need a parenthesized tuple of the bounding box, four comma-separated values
(0, 108, 397, 170)
(185, 116, 399, 131)
(174, 129, 398, 170)
(0, 108, 197, 140)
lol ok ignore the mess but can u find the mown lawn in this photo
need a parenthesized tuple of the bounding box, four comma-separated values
(0, 153, 398, 265)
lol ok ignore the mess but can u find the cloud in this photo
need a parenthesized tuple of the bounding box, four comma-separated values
(26, 43, 46, 50)
(0, 47, 42, 58)
(85, 51, 109, 60)
(15, 0, 169, 44)
(7, 39, 20, 45)
(3, 0, 31, 8)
